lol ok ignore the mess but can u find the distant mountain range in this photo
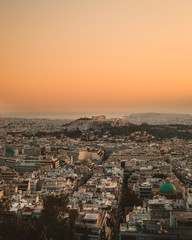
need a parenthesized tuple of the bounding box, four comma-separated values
(124, 113, 192, 125)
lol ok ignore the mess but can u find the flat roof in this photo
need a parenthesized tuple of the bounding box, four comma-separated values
(84, 213, 99, 220)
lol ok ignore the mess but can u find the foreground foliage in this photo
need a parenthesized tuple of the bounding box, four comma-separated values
(0, 195, 78, 240)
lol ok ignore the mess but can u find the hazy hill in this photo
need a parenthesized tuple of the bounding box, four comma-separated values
(124, 113, 192, 125)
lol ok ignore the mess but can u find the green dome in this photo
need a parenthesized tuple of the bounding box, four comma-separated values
(159, 183, 176, 194)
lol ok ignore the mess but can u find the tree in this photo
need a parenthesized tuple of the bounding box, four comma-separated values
(69, 209, 79, 238)
(120, 188, 143, 212)
(0, 195, 78, 240)
(39, 194, 78, 240)
(0, 201, 41, 240)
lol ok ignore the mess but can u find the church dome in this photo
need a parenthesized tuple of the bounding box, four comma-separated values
(159, 183, 176, 194)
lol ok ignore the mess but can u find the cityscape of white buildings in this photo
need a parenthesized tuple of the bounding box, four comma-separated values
(0, 116, 192, 239)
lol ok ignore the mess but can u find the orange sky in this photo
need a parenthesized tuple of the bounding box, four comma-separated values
(1, 0, 192, 113)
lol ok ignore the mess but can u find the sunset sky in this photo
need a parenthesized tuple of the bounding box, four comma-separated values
(1, 0, 192, 114)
